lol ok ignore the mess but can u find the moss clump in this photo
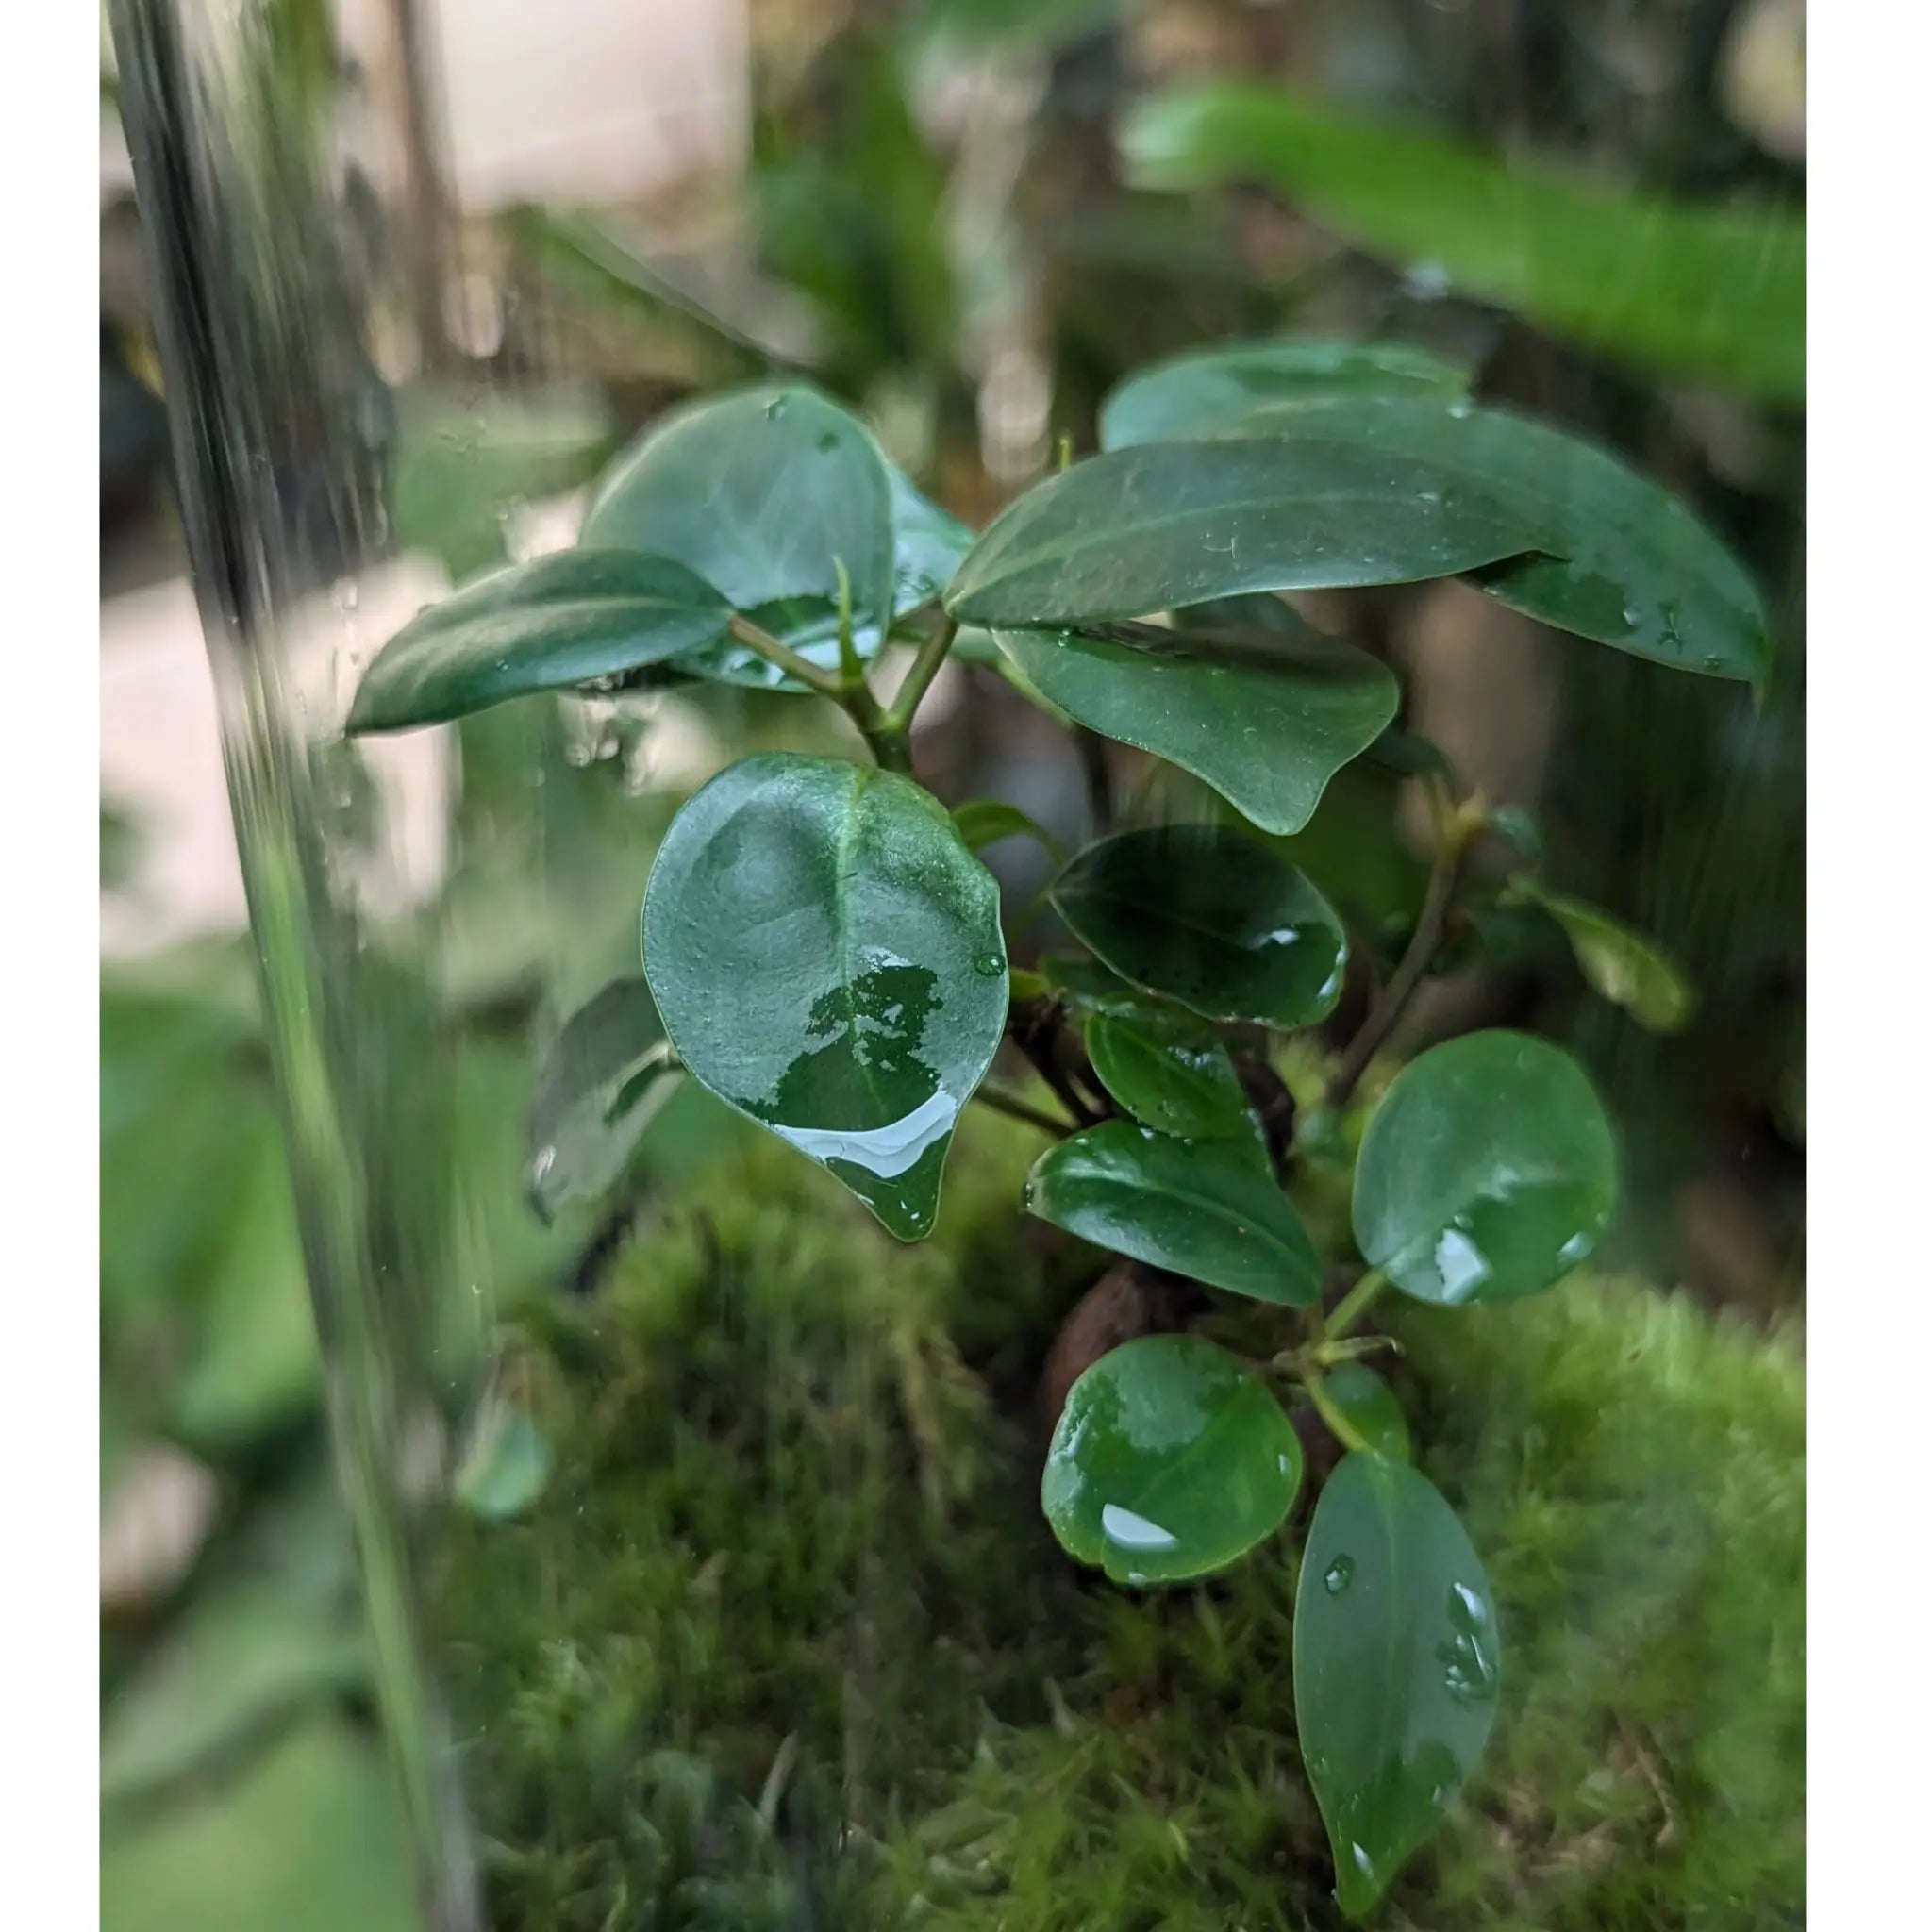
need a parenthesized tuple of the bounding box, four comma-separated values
(434, 1120, 1802, 1930)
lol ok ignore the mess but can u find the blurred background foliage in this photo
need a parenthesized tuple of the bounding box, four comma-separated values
(101, 0, 1802, 1923)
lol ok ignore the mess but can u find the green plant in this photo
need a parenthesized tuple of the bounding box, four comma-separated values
(345, 340, 1769, 1918)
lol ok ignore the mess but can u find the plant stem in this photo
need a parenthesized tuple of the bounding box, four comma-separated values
(1324, 774, 1472, 1111)
(1303, 1367, 1372, 1456)
(1325, 1268, 1388, 1342)
(885, 615, 958, 733)
(725, 613, 845, 699)
(971, 1082, 1076, 1138)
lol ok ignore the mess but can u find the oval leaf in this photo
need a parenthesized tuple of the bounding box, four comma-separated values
(1101, 337, 1471, 449)
(949, 797, 1060, 858)
(1084, 1010, 1257, 1142)
(945, 438, 1530, 628)
(1353, 1031, 1618, 1306)
(1319, 1362, 1411, 1462)
(1025, 1121, 1320, 1305)
(1513, 880, 1696, 1033)
(1052, 825, 1347, 1028)
(525, 979, 680, 1224)
(580, 385, 895, 689)
(641, 755, 1008, 1240)
(993, 614, 1397, 836)
(1294, 1453, 1502, 1918)
(1213, 397, 1771, 682)
(1042, 1334, 1303, 1584)
(346, 550, 731, 733)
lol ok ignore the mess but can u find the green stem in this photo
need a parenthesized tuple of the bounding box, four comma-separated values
(726, 610, 909, 773)
(1325, 1268, 1388, 1343)
(725, 613, 844, 699)
(971, 1081, 1075, 1139)
(1303, 1367, 1372, 1456)
(884, 614, 959, 734)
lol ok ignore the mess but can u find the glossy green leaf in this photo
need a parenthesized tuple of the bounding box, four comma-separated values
(1042, 1334, 1303, 1585)
(1025, 1121, 1320, 1305)
(1214, 397, 1771, 682)
(346, 550, 730, 733)
(992, 612, 1397, 836)
(1319, 1362, 1411, 1462)
(1294, 1453, 1503, 1919)
(1100, 337, 1471, 449)
(945, 437, 1528, 627)
(641, 754, 1008, 1240)
(1124, 83, 1804, 404)
(525, 979, 680, 1223)
(1084, 1010, 1257, 1142)
(1052, 825, 1347, 1028)
(1039, 951, 1154, 1014)
(949, 797, 1060, 858)
(1353, 1031, 1617, 1306)
(579, 384, 895, 689)
(1512, 879, 1696, 1033)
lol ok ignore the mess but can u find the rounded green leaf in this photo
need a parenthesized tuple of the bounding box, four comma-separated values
(945, 437, 1530, 628)
(346, 550, 731, 733)
(641, 754, 1008, 1241)
(1215, 397, 1771, 683)
(1084, 1011, 1257, 1142)
(993, 614, 1397, 836)
(525, 979, 680, 1224)
(1319, 1362, 1411, 1462)
(1100, 337, 1471, 449)
(1042, 1334, 1303, 1585)
(1513, 879, 1695, 1033)
(1024, 1121, 1320, 1305)
(1052, 825, 1347, 1028)
(580, 385, 895, 688)
(1352, 1031, 1617, 1306)
(1040, 951, 1148, 1013)
(1294, 1453, 1502, 1919)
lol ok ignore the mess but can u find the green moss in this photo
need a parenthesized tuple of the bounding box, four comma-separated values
(435, 1121, 1802, 1929)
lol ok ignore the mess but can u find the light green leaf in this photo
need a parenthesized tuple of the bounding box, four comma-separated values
(641, 754, 1008, 1240)
(1319, 1362, 1411, 1462)
(1353, 1031, 1618, 1306)
(1294, 1453, 1502, 1918)
(1042, 1334, 1303, 1585)
(1083, 1009, 1258, 1143)
(346, 550, 731, 733)
(948, 796, 1061, 858)
(1025, 1121, 1320, 1305)
(1100, 337, 1471, 448)
(1512, 878, 1696, 1033)
(1052, 824, 1347, 1028)
(1124, 84, 1804, 403)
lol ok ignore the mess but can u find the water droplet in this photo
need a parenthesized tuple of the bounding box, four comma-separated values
(1103, 1504, 1178, 1552)
(814, 430, 839, 454)
(974, 953, 1006, 977)
(765, 397, 789, 421)
(1324, 1556, 1355, 1596)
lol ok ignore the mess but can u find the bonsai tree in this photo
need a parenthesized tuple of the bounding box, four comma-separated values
(347, 341, 1765, 1920)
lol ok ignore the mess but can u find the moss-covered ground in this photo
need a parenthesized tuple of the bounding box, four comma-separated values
(436, 1117, 1803, 1930)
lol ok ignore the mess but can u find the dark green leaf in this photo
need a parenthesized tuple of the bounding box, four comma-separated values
(525, 979, 680, 1223)
(346, 550, 731, 733)
(1052, 825, 1347, 1028)
(1213, 398, 1771, 682)
(579, 385, 895, 688)
(992, 613, 1397, 835)
(945, 438, 1529, 627)
(1294, 1453, 1503, 1919)
(1025, 1121, 1320, 1304)
(641, 754, 1008, 1240)
(1124, 84, 1804, 404)
(1041, 1334, 1303, 1585)
(1512, 879, 1696, 1033)
(1364, 725, 1449, 779)
(949, 797, 1060, 858)
(1039, 951, 1152, 1013)
(1101, 337, 1471, 449)
(1084, 1010, 1257, 1142)
(1319, 1362, 1411, 1461)
(1353, 1031, 1618, 1306)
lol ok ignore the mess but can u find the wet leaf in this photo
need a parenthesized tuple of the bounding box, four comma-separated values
(1042, 1334, 1303, 1584)
(1100, 337, 1471, 448)
(642, 754, 1008, 1240)
(1294, 1453, 1502, 1919)
(525, 979, 680, 1222)
(347, 550, 731, 733)
(945, 437, 1528, 627)
(1513, 879, 1696, 1033)
(1025, 1121, 1320, 1305)
(992, 612, 1396, 836)
(1210, 397, 1771, 683)
(1124, 84, 1804, 403)
(1083, 1010, 1257, 1142)
(1052, 825, 1347, 1028)
(580, 384, 895, 689)
(1319, 1362, 1411, 1461)
(1353, 1031, 1617, 1306)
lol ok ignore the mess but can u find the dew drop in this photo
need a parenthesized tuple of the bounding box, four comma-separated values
(765, 397, 789, 421)
(814, 430, 839, 454)
(1323, 1555, 1355, 1596)
(974, 953, 1006, 977)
